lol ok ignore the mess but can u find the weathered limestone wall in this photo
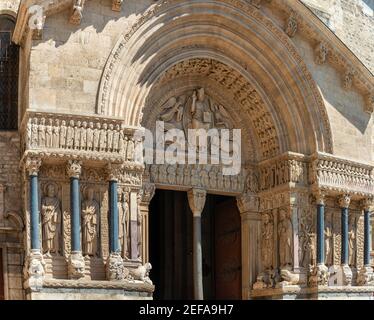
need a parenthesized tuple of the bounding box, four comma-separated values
(0, 132, 24, 300)
(302, 0, 374, 74)
(29, 0, 153, 115)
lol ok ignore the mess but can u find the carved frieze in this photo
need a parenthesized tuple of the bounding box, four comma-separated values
(22, 111, 138, 163)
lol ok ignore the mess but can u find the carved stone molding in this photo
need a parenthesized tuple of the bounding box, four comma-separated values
(338, 194, 351, 209)
(66, 160, 82, 178)
(187, 188, 207, 217)
(112, 0, 123, 12)
(148, 164, 245, 194)
(25, 157, 42, 176)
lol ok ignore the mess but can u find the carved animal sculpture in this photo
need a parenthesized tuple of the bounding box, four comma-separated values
(129, 262, 153, 284)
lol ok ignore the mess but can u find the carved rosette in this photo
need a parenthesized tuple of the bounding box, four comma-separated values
(187, 189, 207, 217)
(106, 252, 129, 281)
(23, 250, 46, 289)
(25, 157, 42, 176)
(66, 160, 82, 178)
(68, 251, 85, 279)
(338, 194, 351, 209)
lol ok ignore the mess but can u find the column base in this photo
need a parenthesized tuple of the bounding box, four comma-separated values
(336, 264, 353, 286)
(68, 251, 85, 279)
(308, 264, 330, 287)
(357, 266, 374, 286)
(23, 249, 46, 291)
(106, 252, 129, 281)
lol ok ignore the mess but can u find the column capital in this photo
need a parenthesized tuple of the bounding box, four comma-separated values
(66, 160, 82, 178)
(187, 188, 206, 217)
(314, 190, 326, 206)
(106, 163, 122, 182)
(361, 198, 374, 212)
(338, 194, 351, 209)
(236, 193, 259, 213)
(25, 157, 42, 176)
(142, 182, 156, 204)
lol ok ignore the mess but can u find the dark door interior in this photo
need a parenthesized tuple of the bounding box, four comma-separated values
(0, 248, 4, 300)
(149, 190, 241, 300)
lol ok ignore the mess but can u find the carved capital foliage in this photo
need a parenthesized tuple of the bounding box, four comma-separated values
(107, 163, 122, 182)
(338, 194, 351, 209)
(187, 188, 207, 217)
(142, 183, 156, 204)
(237, 193, 260, 213)
(314, 190, 326, 206)
(25, 157, 42, 176)
(361, 198, 374, 212)
(66, 160, 82, 178)
(112, 0, 123, 12)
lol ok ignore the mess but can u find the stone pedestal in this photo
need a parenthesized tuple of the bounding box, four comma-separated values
(106, 252, 128, 281)
(23, 250, 45, 291)
(357, 266, 374, 286)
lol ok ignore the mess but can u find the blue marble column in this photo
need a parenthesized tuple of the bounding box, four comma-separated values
(339, 195, 351, 265)
(27, 158, 42, 251)
(67, 160, 82, 252)
(316, 195, 325, 265)
(109, 179, 119, 253)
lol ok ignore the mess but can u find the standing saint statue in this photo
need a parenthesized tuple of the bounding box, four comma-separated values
(41, 183, 61, 256)
(81, 187, 99, 256)
(119, 191, 130, 259)
(137, 193, 143, 261)
(261, 213, 273, 270)
(348, 216, 356, 267)
(278, 209, 293, 269)
(324, 216, 333, 266)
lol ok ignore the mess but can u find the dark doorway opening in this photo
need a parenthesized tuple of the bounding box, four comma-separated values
(149, 189, 241, 300)
(0, 249, 4, 300)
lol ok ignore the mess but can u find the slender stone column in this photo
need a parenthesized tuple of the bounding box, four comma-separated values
(338, 194, 352, 286)
(357, 198, 374, 285)
(309, 191, 329, 287)
(66, 160, 85, 279)
(24, 157, 45, 289)
(106, 163, 127, 280)
(187, 188, 206, 300)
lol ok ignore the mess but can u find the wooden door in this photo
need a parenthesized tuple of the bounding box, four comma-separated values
(0, 249, 4, 300)
(214, 198, 241, 299)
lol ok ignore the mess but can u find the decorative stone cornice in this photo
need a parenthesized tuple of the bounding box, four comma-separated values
(187, 188, 207, 217)
(338, 194, 351, 209)
(112, 0, 123, 12)
(25, 156, 42, 176)
(309, 152, 374, 198)
(66, 160, 82, 178)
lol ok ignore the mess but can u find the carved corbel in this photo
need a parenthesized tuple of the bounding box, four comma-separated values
(28, 8, 46, 40)
(343, 69, 355, 90)
(112, 0, 123, 12)
(285, 10, 298, 38)
(314, 42, 329, 65)
(70, 0, 85, 25)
